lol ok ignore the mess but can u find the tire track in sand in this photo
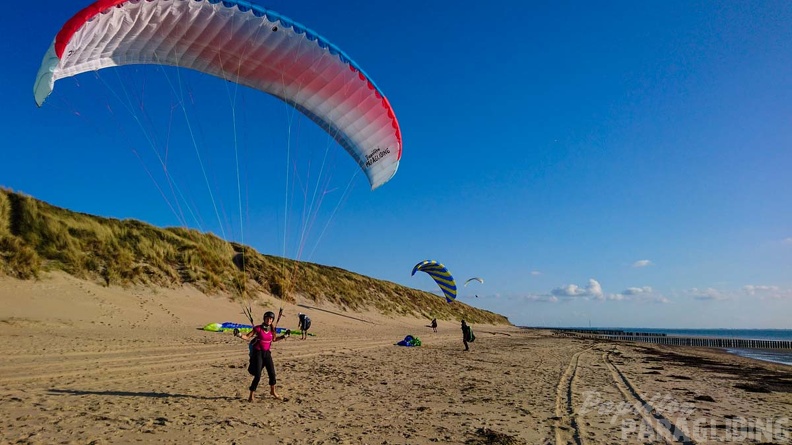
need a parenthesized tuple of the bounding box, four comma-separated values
(0, 342, 235, 361)
(0, 344, 236, 371)
(0, 339, 402, 386)
(74, 340, 410, 386)
(0, 351, 234, 383)
(554, 348, 587, 445)
(603, 349, 695, 444)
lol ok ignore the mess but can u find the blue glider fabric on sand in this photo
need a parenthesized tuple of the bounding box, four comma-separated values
(34, 0, 401, 189)
(203, 322, 291, 334)
(396, 335, 421, 347)
(411, 260, 457, 303)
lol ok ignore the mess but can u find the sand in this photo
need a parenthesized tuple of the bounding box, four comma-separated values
(1, 272, 790, 444)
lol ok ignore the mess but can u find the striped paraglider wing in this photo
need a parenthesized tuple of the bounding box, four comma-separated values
(411, 260, 457, 303)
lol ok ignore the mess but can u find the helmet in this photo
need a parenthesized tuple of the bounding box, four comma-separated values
(263, 311, 276, 319)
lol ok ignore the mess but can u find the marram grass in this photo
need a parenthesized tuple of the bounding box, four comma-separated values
(0, 188, 509, 325)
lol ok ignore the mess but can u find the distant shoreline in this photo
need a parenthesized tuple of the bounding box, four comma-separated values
(725, 348, 792, 366)
(538, 327, 792, 366)
(525, 326, 792, 341)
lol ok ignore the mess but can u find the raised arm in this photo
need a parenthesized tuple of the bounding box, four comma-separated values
(237, 328, 256, 341)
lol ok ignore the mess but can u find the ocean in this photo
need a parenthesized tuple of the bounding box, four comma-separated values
(603, 328, 792, 342)
(554, 328, 792, 366)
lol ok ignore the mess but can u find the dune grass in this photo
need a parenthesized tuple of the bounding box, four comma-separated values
(0, 189, 510, 325)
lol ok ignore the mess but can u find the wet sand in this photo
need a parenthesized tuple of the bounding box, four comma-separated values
(1, 272, 790, 444)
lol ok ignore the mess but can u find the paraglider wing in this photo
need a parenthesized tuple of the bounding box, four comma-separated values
(34, 0, 401, 189)
(464, 277, 484, 287)
(411, 260, 457, 303)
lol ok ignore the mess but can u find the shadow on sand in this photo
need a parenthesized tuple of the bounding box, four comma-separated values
(480, 331, 512, 336)
(296, 304, 375, 324)
(48, 388, 236, 401)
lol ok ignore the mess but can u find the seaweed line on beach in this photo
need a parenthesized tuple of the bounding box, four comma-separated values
(604, 349, 696, 444)
(637, 346, 792, 394)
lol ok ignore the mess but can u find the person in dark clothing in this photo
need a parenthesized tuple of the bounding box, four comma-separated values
(237, 311, 287, 402)
(298, 312, 311, 340)
(431, 318, 438, 333)
(461, 320, 471, 351)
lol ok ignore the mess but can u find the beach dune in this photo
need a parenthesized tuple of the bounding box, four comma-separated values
(1, 272, 790, 444)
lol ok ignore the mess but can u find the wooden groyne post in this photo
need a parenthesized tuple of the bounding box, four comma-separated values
(552, 329, 792, 350)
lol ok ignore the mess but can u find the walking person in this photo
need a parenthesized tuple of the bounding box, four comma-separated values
(431, 318, 438, 333)
(236, 311, 287, 401)
(461, 320, 472, 351)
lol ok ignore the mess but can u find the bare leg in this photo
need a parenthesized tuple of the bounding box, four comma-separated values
(248, 390, 255, 402)
(270, 385, 282, 400)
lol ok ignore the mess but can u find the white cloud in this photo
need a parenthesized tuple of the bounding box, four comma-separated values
(783, 237, 792, 245)
(743, 285, 792, 300)
(521, 294, 559, 303)
(530, 271, 542, 276)
(552, 284, 585, 297)
(632, 260, 652, 268)
(587, 279, 603, 298)
(688, 287, 729, 301)
(743, 285, 779, 295)
(547, 280, 667, 303)
(621, 286, 653, 296)
(551, 279, 602, 299)
(613, 286, 669, 303)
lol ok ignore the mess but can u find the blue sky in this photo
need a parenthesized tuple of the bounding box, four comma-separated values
(2, 1, 791, 328)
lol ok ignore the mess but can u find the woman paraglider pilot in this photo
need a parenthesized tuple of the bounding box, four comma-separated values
(236, 311, 288, 401)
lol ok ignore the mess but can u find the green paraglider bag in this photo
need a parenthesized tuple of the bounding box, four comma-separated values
(467, 328, 476, 343)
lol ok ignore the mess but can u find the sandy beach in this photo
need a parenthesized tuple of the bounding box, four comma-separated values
(1, 272, 790, 444)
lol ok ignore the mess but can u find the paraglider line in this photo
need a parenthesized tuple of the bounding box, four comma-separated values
(157, 52, 228, 241)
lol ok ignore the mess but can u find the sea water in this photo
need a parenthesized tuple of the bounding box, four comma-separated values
(561, 328, 792, 366)
(609, 328, 792, 342)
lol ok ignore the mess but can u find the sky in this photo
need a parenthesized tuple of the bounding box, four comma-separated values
(1, 1, 791, 328)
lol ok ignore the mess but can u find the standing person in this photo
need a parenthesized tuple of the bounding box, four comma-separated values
(236, 311, 287, 402)
(461, 320, 471, 351)
(298, 312, 311, 340)
(431, 318, 438, 333)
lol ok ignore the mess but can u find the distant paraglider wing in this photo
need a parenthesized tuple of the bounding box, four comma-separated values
(464, 277, 484, 287)
(33, 0, 401, 189)
(411, 260, 457, 303)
